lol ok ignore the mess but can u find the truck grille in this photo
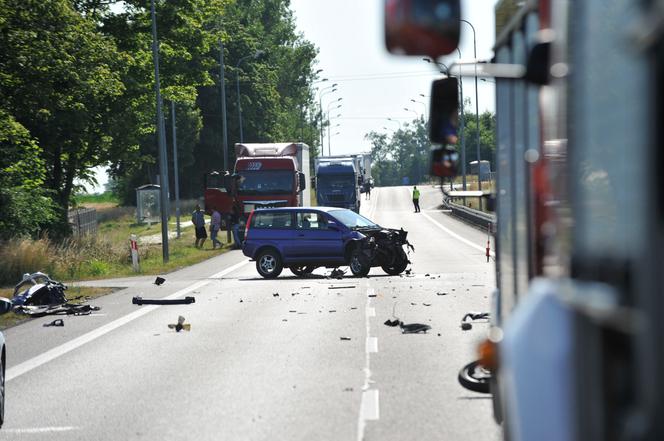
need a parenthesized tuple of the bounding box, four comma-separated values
(326, 194, 347, 203)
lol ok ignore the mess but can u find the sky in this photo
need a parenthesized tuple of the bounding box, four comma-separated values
(290, 0, 499, 156)
(86, 0, 499, 193)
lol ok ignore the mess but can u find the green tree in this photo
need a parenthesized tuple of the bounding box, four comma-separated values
(0, 0, 127, 235)
(0, 110, 56, 239)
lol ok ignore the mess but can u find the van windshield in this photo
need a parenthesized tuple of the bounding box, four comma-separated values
(330, 210, 379, 229)
(237, 171, 293, 195)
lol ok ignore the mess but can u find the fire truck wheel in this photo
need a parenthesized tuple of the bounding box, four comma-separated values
(256, 249, 283, 279)
(458, 360, 491, 394)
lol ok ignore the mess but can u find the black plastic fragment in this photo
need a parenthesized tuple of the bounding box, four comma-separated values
(154, 277, 166, 285)
(132, 296, 195, 305)
(43, 318, 64, 327)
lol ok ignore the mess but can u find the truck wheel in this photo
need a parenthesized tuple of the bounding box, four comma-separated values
(458, 360, 491, 393)
(256, 249, 283, 279)
(290, 265, 315, 277)
(381, 254, 409, 275)
(349, 250, 370, 277)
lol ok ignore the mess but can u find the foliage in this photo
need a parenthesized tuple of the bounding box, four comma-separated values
(0, 110, 57, 240)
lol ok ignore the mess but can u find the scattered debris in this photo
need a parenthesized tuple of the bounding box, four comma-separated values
(425, 273, 430, 276)
(154, 277, 166, 286)
(350, 307, 358, 310)
(11, 272, 101, 317)
(328, 285, 354, 290)
(132, 296, 195, 305)
(43, 319, 64, 327)
(436, 292, 447, 296)
(437, 333, 441, 337)
(461, 312, 490, 331)
(240, 299, 243, 303)
(329, 268, 346, 279)
(329, 310, 337, 313)
(289, 310, 297, 313)
(282, 319, 288, 322)
(340, 337, 351, 341)
(405, 269, 412, 275)
(423, 303, 431, 307)
(401, 323, 431, 334)
(167, 316, 191, 332)
(297, 312, 307, 315)
(368, 294, 377, 298)
(273, 293, 280, 297)
(291, 292, 299, 296)
(343, 387, 354, 392)
(384, 319, 401, 327)
(410, 302, 417, 306)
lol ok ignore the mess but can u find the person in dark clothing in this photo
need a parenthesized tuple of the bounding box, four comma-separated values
(191, 205, 207, 248)
(230, 204, 243, 249)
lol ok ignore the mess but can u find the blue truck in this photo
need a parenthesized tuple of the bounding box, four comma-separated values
(314, 158, 361, 213)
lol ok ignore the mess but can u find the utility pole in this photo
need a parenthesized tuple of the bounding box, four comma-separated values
(171, 101, 180, 239)
(150, 0, 169, 262)
(219, 40, 229, 171)
(461, 19, 482, 210)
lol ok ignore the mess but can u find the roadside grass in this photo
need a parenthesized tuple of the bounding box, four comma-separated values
(0, 215, 233, 287)
(73, 191, 119, 205)
(0, 286, 117, 329)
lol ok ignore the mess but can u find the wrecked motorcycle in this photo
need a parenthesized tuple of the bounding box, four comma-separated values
(350, 227, 414, 277)
(12, 272, 100, 316)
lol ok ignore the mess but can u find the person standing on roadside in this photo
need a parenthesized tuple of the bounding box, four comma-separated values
(230, 204, 243, 249)
(210, 208, 223, 249)
(412, 186, 421, 213)
(191, 205, 207, 248)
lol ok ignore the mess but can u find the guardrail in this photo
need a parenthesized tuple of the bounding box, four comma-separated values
(446, 200, 495, 230)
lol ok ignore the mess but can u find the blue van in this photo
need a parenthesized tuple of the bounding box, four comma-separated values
(242, 207, 413, 278)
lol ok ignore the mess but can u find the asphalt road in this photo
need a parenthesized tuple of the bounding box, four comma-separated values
(0, 185, 500, 441)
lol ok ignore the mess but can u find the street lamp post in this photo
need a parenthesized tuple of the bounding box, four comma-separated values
(326, 99, 342, 155)
(461, 19, 482, 208)
(219, 40, 229, 171)
(404, 107, 419, 120)
(318, 83, 338, 155)
(150, 0, 169, 262)
(236, 50, 264, 143)
(171, 101, 181, 239)
(410, 99, 427, 121)
(386, 117, 401, 130)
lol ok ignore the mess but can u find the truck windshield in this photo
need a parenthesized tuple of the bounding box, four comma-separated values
(330, 209, 379, 229)
(237, 170, 293, 195)
(318, 174, 354, 189)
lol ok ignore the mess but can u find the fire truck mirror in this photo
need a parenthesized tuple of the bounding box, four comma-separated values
(430, 146, 458, 178)
(384, 0, 461, 58)
(429, 77, 459, 145)
(298, 172, 307, 191)
(524, 41, 551, 85)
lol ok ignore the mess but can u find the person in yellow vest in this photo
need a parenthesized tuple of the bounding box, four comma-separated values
(412, 186, 420, 213)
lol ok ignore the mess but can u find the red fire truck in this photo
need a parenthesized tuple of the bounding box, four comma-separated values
(204, 142, 310, 218)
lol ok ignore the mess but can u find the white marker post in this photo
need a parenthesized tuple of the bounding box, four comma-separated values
(130, 234, 139, 272)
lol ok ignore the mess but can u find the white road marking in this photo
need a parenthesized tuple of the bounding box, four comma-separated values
(6, 259, 250, 382)
(366, 337, 378, 353)
(421, 211, 496, 258)
(360, 389, 380, 421)
(3, 426, 79, 434)
(358, 283, 379, 441)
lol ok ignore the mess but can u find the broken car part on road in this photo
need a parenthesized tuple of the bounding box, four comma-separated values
(132, 296, 196, 305)
(168, 316, 191, 332)
(11, 272, 101, 316)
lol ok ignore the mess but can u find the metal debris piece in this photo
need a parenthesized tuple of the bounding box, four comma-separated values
(400, 323, 431, 334)
(154, 277, 165, 286)
(423, 303, 431, 306)
(368, 294, 377, 298)
(43, 319, 64, 327)
(384, 319, 401, 327)
(328, 285, 355, 290)
(405, 269, 412, 275)
(273, 293, 279, 297)
(167, 316, 191, 332)
(340, 337, 351, 341)
(328, 268, 347, 279)
(350, 307, 358, 310)
(329, 310, 337, 313)
(132, 296, 195, 305)
(436, 292, 447, 296)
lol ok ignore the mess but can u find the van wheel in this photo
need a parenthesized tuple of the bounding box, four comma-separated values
(458, 360, 491, 393)
(256, 249, 283, 279)
(349, 250, 370, 277)
(381, 253, 409, 275)
(290, 265, 315, 277)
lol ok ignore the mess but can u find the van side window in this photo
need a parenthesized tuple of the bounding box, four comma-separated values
(296, 212, 328, 230)
(251, 212, 293, 229)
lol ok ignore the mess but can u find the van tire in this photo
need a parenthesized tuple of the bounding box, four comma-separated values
(349, 250, 370, 277)
(256, 249, 283, 279)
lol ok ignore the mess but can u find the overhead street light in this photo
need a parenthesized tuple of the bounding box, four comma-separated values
(404, 107, 418, 119)
(236, 49, 264, 143)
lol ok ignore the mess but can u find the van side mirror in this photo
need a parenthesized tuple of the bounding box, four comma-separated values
(384, 0, 461, 58)
(298, 172, 307, 191)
